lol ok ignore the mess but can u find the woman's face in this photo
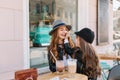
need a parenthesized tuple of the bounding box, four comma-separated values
(76, 36, 80, 47)
(57, 25, 68, 40)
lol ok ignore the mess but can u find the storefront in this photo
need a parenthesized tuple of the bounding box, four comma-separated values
(113, 0, 120, 51)
(29, 0, 78, 73)
(0, 0, 115, 79)
(28, 0, 115, 74)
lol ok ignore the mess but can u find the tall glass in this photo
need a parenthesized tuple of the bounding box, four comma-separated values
(67, 59, 77, 78)
(56, 60, 64, 74)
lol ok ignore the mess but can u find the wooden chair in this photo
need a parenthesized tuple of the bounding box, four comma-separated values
(15, 68, 38, 80)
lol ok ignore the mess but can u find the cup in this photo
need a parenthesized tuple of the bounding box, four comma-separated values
(67, 59, 77, 73)
(56, 60, 64, 74)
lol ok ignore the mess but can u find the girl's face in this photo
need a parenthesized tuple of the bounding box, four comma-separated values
(57, 25, 68, 40)
(76, 36, 80, 47)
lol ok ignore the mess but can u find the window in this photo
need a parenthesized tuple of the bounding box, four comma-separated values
(36, 3, 40, 14)
(97, 0, 109, 45)
(113, 0, 120, 40)
(29, 0, 77, 72)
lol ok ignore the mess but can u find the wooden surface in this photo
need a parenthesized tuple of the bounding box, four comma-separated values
(98, 54, 120, 61)
(38, 72, 88, 80)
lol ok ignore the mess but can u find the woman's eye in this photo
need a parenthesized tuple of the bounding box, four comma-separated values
(59, 29, 68, 31)
(60, 29, 64, 31)
(65, 29, 68, 31)
(66, 29, 68, 31)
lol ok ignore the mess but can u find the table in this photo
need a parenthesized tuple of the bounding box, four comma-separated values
(98, 54, 120, 61)
(38, 72, 88, 80)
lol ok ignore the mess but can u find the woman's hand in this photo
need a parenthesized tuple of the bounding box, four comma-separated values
(64, 32, 70, 43)
(65, 32, 70, 39)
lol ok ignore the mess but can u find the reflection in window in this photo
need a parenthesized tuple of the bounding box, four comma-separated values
(29, 0, 77, 47)
(70, 12, 72, 19)
(113, 0, 120, 40)
(52, 1, 55, 15)
(36, 3, 40, 14)
(65, 11, 68, 18)
(29, 0, 77, 70)
(57, 9, 60, 17)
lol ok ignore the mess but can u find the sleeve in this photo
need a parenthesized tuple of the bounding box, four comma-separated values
(74, 49, 83, 61)
(64, 43, 74, 56)
(48, 52, 56, 72)
(74, 49, 83, 73)
(76, 60, 83, 73)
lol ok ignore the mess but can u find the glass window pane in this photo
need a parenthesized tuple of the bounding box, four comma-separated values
(29, 0, 77, 72)
(113, 0, 120, 40)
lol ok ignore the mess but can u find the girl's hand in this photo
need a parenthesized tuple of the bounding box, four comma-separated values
(64, 32, 70, 43)
(65, 32, 70, 39)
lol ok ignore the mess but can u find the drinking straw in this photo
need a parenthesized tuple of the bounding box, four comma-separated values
(50, 50, 57, 61)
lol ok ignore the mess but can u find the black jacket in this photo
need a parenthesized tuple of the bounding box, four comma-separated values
(48, 43, 74, 72)
(74, 47, 83, 73)
(74, 48, 97, 80)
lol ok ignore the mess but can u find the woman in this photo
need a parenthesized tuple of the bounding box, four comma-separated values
(48, 20, 75, 72)
(74, 28, 101, 80)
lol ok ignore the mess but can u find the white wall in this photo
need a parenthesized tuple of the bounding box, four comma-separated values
(78, 0, 114, 69)
(0, 0, 25, 79)
(78, 0, 113, 54)
(0, 0, 114, 79)
(88, 0, 114, 67)
(93, 0, 113, 54)
(78, 0, 89, 29)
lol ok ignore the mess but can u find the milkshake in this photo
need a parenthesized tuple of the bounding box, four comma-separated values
(67, 59, 77, 73)
(56, 60, 64, 74)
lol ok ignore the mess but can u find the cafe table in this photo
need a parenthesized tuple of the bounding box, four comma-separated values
(37, 71, 88, 80)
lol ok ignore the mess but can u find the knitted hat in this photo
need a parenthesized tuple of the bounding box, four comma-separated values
(75, 28, 95, 44)
(49, 20, 71, 35)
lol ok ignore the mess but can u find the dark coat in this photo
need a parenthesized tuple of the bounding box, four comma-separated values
(48, 43, 74, 72)
(74, 48, 83, 73)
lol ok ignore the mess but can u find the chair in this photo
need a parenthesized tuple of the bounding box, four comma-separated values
(107, 64, 120, 80)
(15, 68, 38, 80)
(100, 62, 111, 80)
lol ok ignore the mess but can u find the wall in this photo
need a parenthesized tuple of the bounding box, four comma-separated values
(78, 0, 89, 29)
(88, 0, 114, 67)
(0, 0, 24, 79)
(78, 0, 114, 68)
(0, 0, 114, 79)
(78, 0, 113, 53)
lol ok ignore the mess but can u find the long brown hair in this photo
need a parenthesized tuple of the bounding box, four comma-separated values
(78, 37, 101, 78)
(48, 28, 74, 63)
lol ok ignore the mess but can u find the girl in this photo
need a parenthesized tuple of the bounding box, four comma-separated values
(48, 20, 75, 72)
(74, 28, 101, 80)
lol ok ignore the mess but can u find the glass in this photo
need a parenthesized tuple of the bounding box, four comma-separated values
(97, 0, 109, 45)
(67, 59, 77, 73)
(56, 60, 64, 74)
(29, 0, 78, 74)
(113, 0, 120, 40)
(29, 0, 77, 47)
(67, 59, 77, 78)
(30, 48, 49, 68)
